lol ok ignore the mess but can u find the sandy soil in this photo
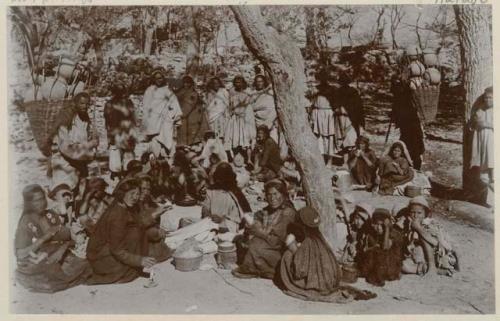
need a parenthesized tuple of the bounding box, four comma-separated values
(8, 97, 495, 314)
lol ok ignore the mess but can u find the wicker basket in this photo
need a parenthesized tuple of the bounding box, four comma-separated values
(23, 99, 72, 157)
(341, 263, 359, 284)
(410, 85, 440, 125)
(173, 252, 203, 272)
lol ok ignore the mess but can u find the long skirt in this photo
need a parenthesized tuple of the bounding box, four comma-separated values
(238, 237, 283, 279)
(16, 253, 91, 293)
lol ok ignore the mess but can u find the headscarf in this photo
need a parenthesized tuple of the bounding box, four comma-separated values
(383, 140, 413, 167)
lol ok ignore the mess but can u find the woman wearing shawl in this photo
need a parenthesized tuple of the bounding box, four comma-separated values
(205, 77, 229, 140)
(224, 76, 257, 158)
(250, 75, 279, 143)
(279, 206, 376, 302)
(86, 178, 158, 284)
(14, 184, 91, 293)
(232, 179, 296, 279)
(50, 93, 99, 191)
(142, 69, 183, 159)
(202, 162, 252, 234)
(176, 75, 209, 146)
(377, 141, 415, 195)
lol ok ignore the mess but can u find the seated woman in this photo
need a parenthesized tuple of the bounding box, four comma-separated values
(401, 196, 459, 276)
(252, 125, 283, 182)
(202, 162, 252, 234)
(279, 206, 376, 302)
(377, 141, 414, 195)
(348, 136, 378, 190)
(137, 174, 172, 263)
(86, 178, 157, 284)
(231, 147, 251, 189)
(232, 179, 296, 279)
(14, 184, 90, 293)
(357, 208, 404, 287)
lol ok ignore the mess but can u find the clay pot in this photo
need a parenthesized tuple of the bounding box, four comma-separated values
(409, 61, 426, 77)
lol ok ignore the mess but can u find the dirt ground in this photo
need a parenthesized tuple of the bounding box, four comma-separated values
(7, 97, 495, 314)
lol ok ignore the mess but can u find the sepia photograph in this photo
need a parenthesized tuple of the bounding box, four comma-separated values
(4, 1, 495, 315)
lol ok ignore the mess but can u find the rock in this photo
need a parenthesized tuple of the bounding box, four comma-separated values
(447, 200, 493, 232)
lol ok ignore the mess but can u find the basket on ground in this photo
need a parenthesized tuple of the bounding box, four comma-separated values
(22, 99, 73, 157)
(173, 251, 203, 272)
(409, 85, 440, 124)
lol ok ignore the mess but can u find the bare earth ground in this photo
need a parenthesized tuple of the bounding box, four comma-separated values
(8, 98, 495, 314)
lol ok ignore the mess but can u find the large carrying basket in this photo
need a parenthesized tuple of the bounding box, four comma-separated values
(409, 85, 440, 125)
(23, 99, 73, 157)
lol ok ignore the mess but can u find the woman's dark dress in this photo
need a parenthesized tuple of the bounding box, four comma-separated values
(14, 211, 90, 293)
(378, 156, 414, 195)
(86, 203, 151, 284)
(279, 223, 376, 302)
(238, 204, 296, 279)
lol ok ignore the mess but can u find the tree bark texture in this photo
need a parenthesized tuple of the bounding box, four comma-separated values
(454, 5, 492, 192)
(230, 6, 338, 248)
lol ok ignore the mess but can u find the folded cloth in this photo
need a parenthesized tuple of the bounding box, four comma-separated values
(165, 218, 218, 249)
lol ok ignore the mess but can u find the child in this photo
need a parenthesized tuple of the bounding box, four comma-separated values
(357, 208, 404, 286)
(401, 196, 459, 276)
(341, 202, 374, 266)
(347, 136, 378, 190)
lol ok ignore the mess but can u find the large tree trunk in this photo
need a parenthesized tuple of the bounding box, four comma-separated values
(454, 5, 492, 196)
(230, 6, 337, 248)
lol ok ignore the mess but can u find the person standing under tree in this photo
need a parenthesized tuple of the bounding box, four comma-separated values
(204, 77, 229, 142)
(310, 72, 336, 167)
(469, 86, 494, 207)
(142, 69, 183, 161)
(50, 93, 99, 191)
(224, 76, 256, 162)
(390, 74, 425, 171)
(335, 72, 365, 138)
(176, 75, 209, 146)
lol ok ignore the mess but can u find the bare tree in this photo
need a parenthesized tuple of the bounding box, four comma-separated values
(389, 5, 405, 49)
(371, 6, 386, 46)
(454, 5, 492, 193)
(230, 6, 338, 248)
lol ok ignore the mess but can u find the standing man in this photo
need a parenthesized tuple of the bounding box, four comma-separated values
(51, 92, 99, 191)
(142, 69, 183, 161)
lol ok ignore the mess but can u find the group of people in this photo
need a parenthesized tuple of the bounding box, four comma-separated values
(13, 64, 464, 302)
